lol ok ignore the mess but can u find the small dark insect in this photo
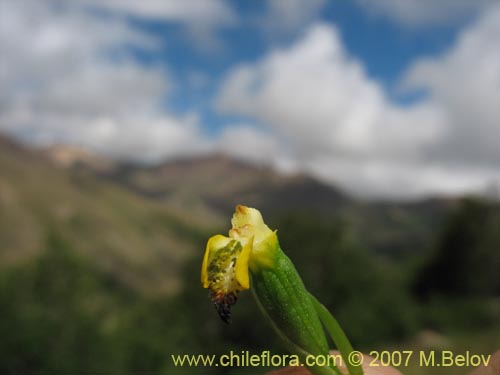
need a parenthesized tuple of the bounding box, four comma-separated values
(210, 291, 238, 324)
(205, 239, 244, 323)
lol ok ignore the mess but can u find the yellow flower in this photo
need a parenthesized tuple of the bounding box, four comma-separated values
(201, 205, 362, 375)
(201, 205, 277, 322)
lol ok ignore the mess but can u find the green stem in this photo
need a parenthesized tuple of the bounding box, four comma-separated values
(310, 294, 364, 375)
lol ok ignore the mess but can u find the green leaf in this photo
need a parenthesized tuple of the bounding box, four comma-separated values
(310, 294, 364, 375)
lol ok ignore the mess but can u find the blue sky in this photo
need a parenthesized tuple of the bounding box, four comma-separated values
(130, 1, 464, 129)
(1, 0, 500, 198)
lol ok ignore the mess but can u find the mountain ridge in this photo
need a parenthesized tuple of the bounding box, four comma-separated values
(38, 140, 352, 216)
(0, 134, 458, 295)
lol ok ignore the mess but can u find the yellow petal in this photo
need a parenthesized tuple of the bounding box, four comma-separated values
(234, 236, 253, 290)
(230, 205, 277, 270)
(201, 234, 232, 288)
(230, 205, 272, 242)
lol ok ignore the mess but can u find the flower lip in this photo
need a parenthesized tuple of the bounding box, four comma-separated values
(201, 234, 252, 323)
(201, 205, 277, 322)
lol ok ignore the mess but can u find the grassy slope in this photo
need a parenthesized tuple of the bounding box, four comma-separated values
(0, 137, 214, 295)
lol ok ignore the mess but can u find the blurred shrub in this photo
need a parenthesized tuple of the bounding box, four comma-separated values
(0, 231, 117, 375)
(414, 198, 500, 298)
(420, 296, 500, 333)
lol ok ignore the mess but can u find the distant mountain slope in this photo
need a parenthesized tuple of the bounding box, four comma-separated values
(41, 141, 457, 257)
(3, 133, 458, 287)
(0, 135, 213, 295)
(347, 198, 458, 258)
(100, 154, 456, 257)
(42, 143, 117, 172)
(99, 154, 351, 217)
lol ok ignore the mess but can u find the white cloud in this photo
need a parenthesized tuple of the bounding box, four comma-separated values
(355, 0, 497, 27)
(215, 124, 294, 168)
(217, 24, 442, 161)
(78, 114, 210, 162)
(81, 0, 236, 50)
(217, 18, 500, 198)
(0, 0, 211, 162)
(260, 0, 326, 35)
(84, 0, 235, 25)
(403, 2, 500, 166)
(304, 157, 500, 199)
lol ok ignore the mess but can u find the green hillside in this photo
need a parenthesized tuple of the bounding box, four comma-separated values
(0, 136, 213, 295)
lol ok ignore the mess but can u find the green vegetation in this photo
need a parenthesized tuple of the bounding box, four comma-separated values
(415, 198, 500, 298)
(0, 139, 499, 374)
(2, 199, 499, 374)
(0, 232, 119, 374)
